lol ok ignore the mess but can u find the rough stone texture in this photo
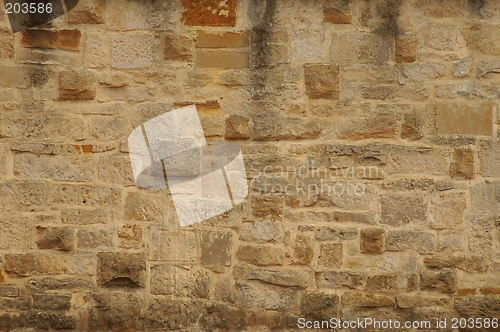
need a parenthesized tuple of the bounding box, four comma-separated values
(0, 0, 499, 330)
(97, 252, 146, 288)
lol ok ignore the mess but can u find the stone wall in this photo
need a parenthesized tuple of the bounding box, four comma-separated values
(1, 0, 500, 330)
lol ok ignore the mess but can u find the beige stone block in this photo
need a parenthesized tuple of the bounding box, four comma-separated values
(236, 245, 285, 266)
(4, 253, 67, 277)
(380, 194, 427, 226)
(234, 280, 295, 311)
(395, 35, 417, 62)
(196, 49, 249, 69)
(360, 228, 384, 254)
(36, 226, 74, 251)
(301, 292, 338, 320)
(112, 34, 154, 69)
(98, 154, 135, 186)
(341, 292, 395, 307)
(50, 184, 122, 206)
(304, 64, 339, 99)
(14, 154, 95, 182)
(450, 148, 475, 179)
(386, 231, 435, 253)
(150, 265, 210, 298)
(200, 230, 233, 267)
(149, 229, 197, 262)
(97, 252, 146, 288)
(318, 243, 343, 268)
(292, 29, 325, 61)
(59, 71, 97, 100)
(330, 32, 390, 63)
(165, 34, 194, 61)
(77, 229, 113, 249)
(433, 102, 493, 136)
(196, 31, 250, 48)
(468, 24, 500, 55)
(430, 192, 466, 230)
(479, 141, 500, 177)
(0, 217, 35, 250)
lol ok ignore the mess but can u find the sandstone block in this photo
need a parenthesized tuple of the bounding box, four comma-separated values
(225, 115, 250, 139)
(58, 71, 97, 100)
(468, 215, 495, 253)
(246, 268, 311, 289)
(118, 224, 143, 249)
(21, 30, 81, 51)
(430, 192, 466, 229)
(360, 84, 429, 100)
(27, 278, 95, 292)
(425, 25, 458, 51)
(341, 292, 395, 307)
(304, 64, 339, 99)
(292, 30, 325, 61)
(468, 24, 500, 55)
(235, 281, 295, 310)
(165, 35, 194, 61)
(455, 296, 500, 318)
(450, 148, 475, 179)
(438, 230, 465, 252)
(0, 217, 35, 250)
(403, 63, 445, 80)
(77, 229, 113, 249)
(331, 32, 389, 63)
(33, 294, 72, 311)
(317, 271, 366, 289)
(98, 154, 135, 186)
(201, 303, 247, 330)
(125, 191, 168, 222)
(395, 35, 418, 62)
(4, 253, 66, 277)
(315, 227, 358, 241)
(453, 57, 473, 77)
(97, 252, 146, 288)
(181, 0, 236, 26)
(366, 274, 417, 292)
(433, 102, 493, 136)
(292, 234, 314, 265)
(252, 115, 321, 140)
(196, 31, 250, 48)
(196, 49, 248, 69)
(337, 113, 397, 139)
(15, 154, 95, 182)
(386, 231, 435, 253)
(17, 311, 77, 330)
(479, 141, 500, 177)
(90, 292, 139, 331)
(150, 265, 210, 298)
(89, 116, 128, 141)
(36, 226, 74, 251)
(323, 0, 351, 24)
(397, 294, 452, 308)
(50, 184, 121, 206)
(471, 181, 500, 214)
(301, 292, 338, 320)
(67, 0, 106, 24)
(360, 228, 385, 254)
(149, 230, 197, 262)
(389, 146, 450, 175)
(318, 243, 343, 268)
(112, 34, 154, 69)
(424, 255, 489, 273)
(240, 220, 284, 243)
(200, 230, 233, 267)
(236, 245, 285, 266)
(420, 269, 457, 293)
(402, 111, 424, 140)
(61, 208, 110, 225)
(252, 195, 284, 217)
(380, 194, 427, 226)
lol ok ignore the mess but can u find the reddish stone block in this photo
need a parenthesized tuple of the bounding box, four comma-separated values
(21, 29, 81, 51)
(181, 0, 236, 27)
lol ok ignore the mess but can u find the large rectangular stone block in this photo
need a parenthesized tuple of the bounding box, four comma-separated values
(15, 154, 95, 182)
(196, 49, 249, 69)
(433, 102, 493, 136)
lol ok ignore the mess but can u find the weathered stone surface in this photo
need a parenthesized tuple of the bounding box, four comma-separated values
(386, 231, 435, 253)
(97, 252, 146, 288)
(197, 31, 250, 48)
(397, 294, 452, 308)
(330, 32, 389, 63)
(200, 230, 233, 267)
(67, 0, 106, 24)
(252, 115, 321, 140)
(118, 224, 143, 249)
(380, 194, 427, 226)
(165, 35, 194, 62)
(36, 226, 74, 251)
(15, 154, 95, 182)
(33, 294, 72, 311)
(196, 50, 249, 69)
(438, 230, 464, 252)
(420, 269, 457, 293)
(318, 243, 343, 268)
(304, 64, 339, 99)
(27, 278, 95, 292)
(112, 34, 154, 69)
(17, 311, 77, 330)
(225, 115, 250, 139)
(471, 181, 500, 214)
(453, 57, 473, 77)
(0, 217, 35, 250)
(450, 148, 475, 179)
(425, 25, 458, 51)
(424, 255, 489, 273)
(125, 191, 168, 222)
(235, 281, 295, 310)
(337, 113, 397, 139)
(432, 102, 493, 136)
(389, 146, 450, 175)
(292, 30, 325, 61)
(201, 303, 246, 330)
(58, 71, 97, 100)
(50, 184, 121, 206)
(430, 192, 466, 230)
(366, 274, 417, 292)
(468, 24, 500, 55)
(252, 195, 283, 217)
(467, 215, 495, 253)
(77, 229, 113, 249)
(301, 292, 338, 320)
(240, 220, 284, 243)
(341, 292, 395, 307)
(149, 230, 197, 262)
(4, 253, 66, 276)
(236, 245, 285, 266)
(61, 208, 110, 225)
(360, 228, 384, 254)
(90, 292, 140, 331)
(245, 268, 311, 289)
(479, 141, 500, 177)
(150, 265, 210, 298)
(21, 30, 81, 51)
(317, 271, 366, 289)
(395, 35, 418, 62)
(292, 234, 314, 265)
(181, 0, 236, 26)
(323, 0, 351, 24)
(315, 227, 357, 240)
